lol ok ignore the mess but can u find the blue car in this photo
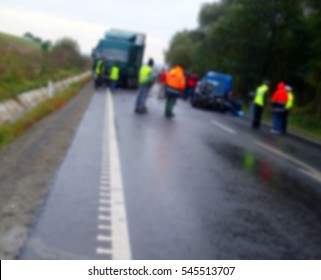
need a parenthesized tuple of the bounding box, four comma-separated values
(191, 71, 243, 117)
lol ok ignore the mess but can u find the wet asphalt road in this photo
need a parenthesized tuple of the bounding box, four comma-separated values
(22, 85, 321, 259)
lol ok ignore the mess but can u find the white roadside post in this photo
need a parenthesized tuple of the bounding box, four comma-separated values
(48, 80, 53, 98)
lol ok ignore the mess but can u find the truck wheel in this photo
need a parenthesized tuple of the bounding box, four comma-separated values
(126, 77, 134, 88)
(132, 78, 138, 89)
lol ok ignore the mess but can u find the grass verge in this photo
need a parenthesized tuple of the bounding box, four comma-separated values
(0, 77, 91, 149)
(287, 114, 321, 140)
(244, 103, 321, 141)
(0, 68, 88, 102)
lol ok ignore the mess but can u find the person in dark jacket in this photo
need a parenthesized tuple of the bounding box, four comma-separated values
(186, 73, 198, 101)
(252, 80, 270, 129)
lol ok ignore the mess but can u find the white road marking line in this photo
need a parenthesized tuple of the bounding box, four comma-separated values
(99, 199, 110, 205)
(98, 215, 111, 221)
(100, 191, 110, 196)
(100, 180, 110, 184)
(99, 206, 111, 212)
(299, 169, 321, 184)
(100, 181, 110, 186)
(255, 141, 321, 184)
(96, 247, 112, 255)
(211, 120, 236, 134)
(98, 224, 111, 230)
(100, 192, 110, 197)
(109, 188, 122, 191)
(100, 178, 110, 182)
(96, 90, 131, 260)
(115, 202, 124, 206)
(97, 235, 112, 242)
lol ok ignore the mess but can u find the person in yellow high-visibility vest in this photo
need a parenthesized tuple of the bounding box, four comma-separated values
(282, 85, 294, 134)
(94, 57, 106, 88)
(135, 58, 154, 113)
(109, 64, 120, 93)
(252, 80, 270, 129)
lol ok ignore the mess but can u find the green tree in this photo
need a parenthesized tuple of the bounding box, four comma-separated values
(41, 40, 52, 52)
(165, 31, 197, 69)
(303, 1, 321, 116)
(51, 37, 84, 69)
(166, 0, 320, 117)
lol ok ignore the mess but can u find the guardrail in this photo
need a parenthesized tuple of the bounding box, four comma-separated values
(0, 71, 91, 125)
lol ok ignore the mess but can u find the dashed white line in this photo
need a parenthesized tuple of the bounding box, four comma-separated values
(95, 89, 131, 260)
(97, 235, 112, 242)
(99, 206, 111, 212)
(211, 119, 236, 134)
(100, 176, 110, 183)
(96, 247, 112, 255)
(98, 224, 111, 230)
(107, 89, 132, 259)
(99, 199, 110, 205)
(99, 192, 110, 197)
(98, 215, 111, 221)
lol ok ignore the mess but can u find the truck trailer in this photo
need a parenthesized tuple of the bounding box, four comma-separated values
(92, 29, 146, 88)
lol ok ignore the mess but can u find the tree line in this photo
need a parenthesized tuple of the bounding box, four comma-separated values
(165, 0, 321, 117)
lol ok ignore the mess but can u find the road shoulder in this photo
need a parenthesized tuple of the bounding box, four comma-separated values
(0, 83, 94, 259)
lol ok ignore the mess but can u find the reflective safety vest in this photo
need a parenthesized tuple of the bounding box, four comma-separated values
(166, 66, 186, 91)
(139, 65, 152, 85)
(254, 84, 269, 106)
(110, 66, 120, 81)
(286, 92, 294, 110)
(95, 60, 104, 75)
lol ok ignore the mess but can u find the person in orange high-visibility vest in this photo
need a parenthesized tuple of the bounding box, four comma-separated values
(164, 66, 186, 117)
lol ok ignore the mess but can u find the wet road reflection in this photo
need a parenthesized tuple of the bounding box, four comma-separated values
(114, 91, 321, 259)
(210, 141, 321, 258)
(22, 87, 321, 260)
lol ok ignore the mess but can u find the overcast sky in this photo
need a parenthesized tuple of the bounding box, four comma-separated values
(0, 0, 217, 64)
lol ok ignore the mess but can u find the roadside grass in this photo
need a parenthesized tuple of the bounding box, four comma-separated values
(244, 103, 321, 140)
(0, 31, 90, 102)
(0, 45, 86, 101)
(0, 31, 41, 50)
(0, 77, 91, 149)
(287, 113, 321, 139)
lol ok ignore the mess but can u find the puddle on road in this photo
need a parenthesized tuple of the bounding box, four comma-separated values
(209, 141, 321, 218)
(204, 141, 321, 259)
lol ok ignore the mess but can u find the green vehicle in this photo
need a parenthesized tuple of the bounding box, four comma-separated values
(92, 29, 146, 88)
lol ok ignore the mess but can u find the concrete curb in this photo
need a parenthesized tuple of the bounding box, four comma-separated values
(0, 72, 91, 125)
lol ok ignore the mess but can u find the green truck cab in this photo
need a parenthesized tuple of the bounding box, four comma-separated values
(92, 29, 145, 88)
